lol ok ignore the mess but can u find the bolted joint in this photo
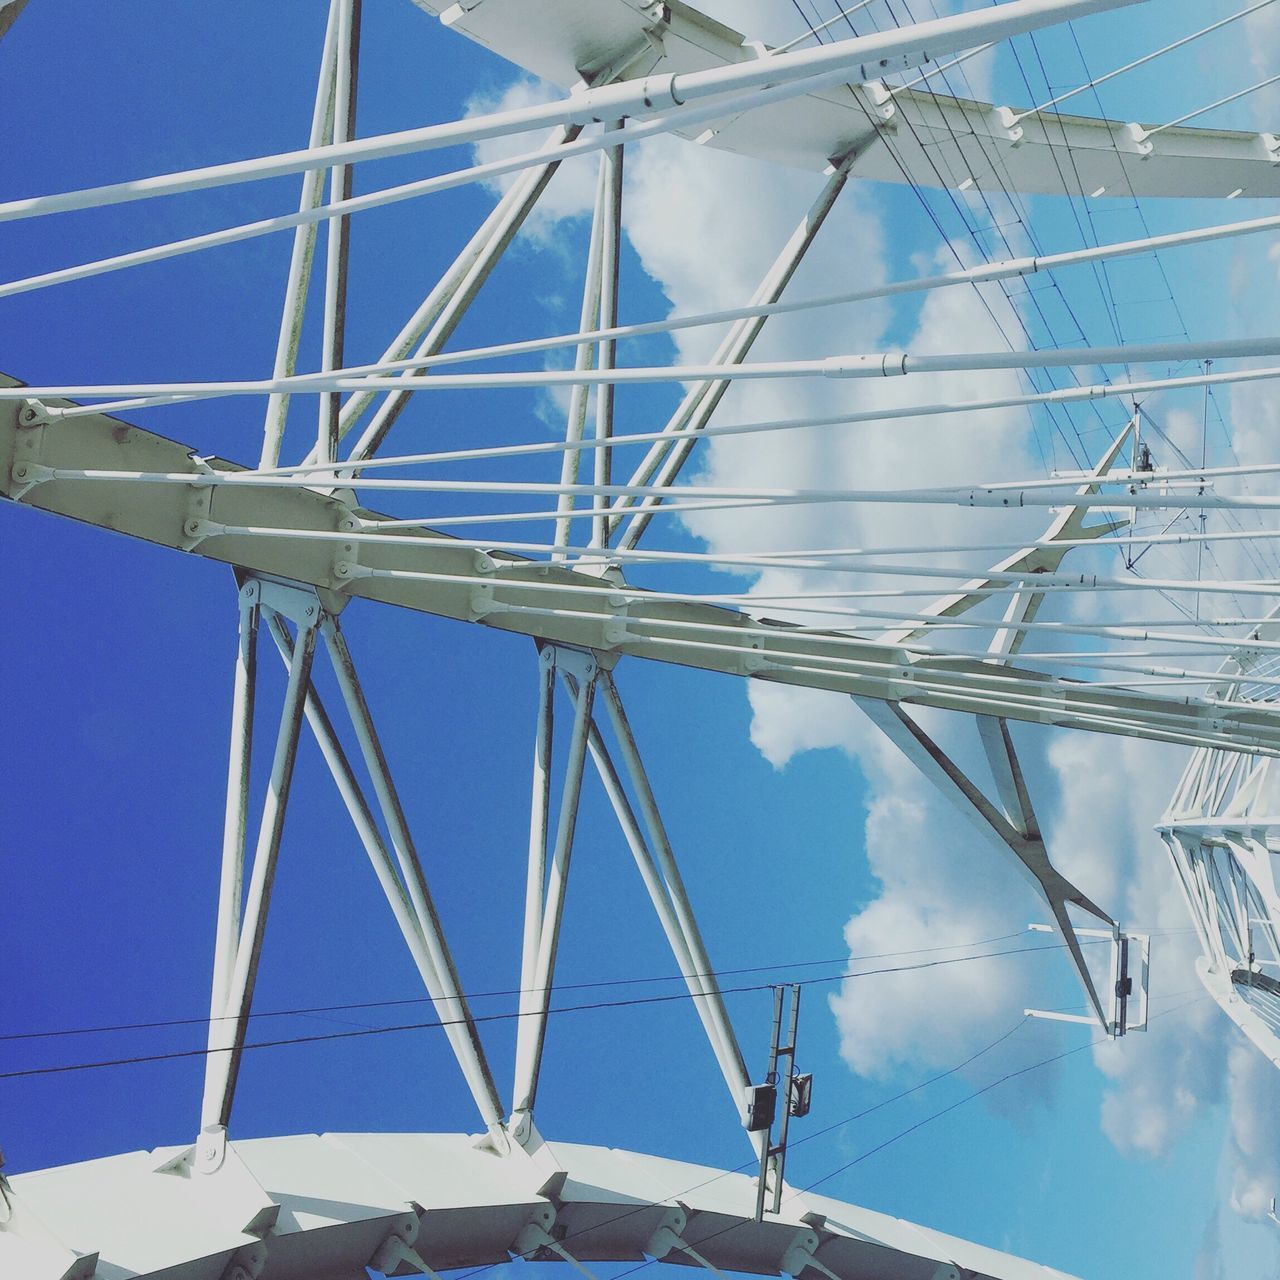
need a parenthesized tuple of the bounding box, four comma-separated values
(219, 1240, 268, 1280)
(16, 398, 53, 429)
(196, 1123, 228, 1175)
(368, 1212, 430, 1277)
(994, 105, 1025, 147)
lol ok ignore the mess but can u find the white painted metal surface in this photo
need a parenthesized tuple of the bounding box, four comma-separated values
(429, 0, 1280, 199)
(1, 1134, 1081, 1280)
(1158, 612, 1280, 1067)
(5, 0, 1280, 1273)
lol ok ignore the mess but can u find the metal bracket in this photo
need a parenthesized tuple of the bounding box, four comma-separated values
(195, 1122, 228, 1174)
(249, 575, 325, 629)
(1124, 120, 1154, 159)
(994, 105, 1024, 147)
(1025, 925, 1150, 1036)
(219, 1240, 268, 1280)
(603, 590, 630, 647)
(181, 457, 219, 550)
(861, 79, 897, 123)
(645, 1203, 727, 1274)
(331, 531, 362, 590)
(779, 1228, 841, 1280)
(1262, 132, 1280, 165)
(368, 1212, 436, 1278)
(514, 1217, 599, 1280)
(644, 1206, 689, 1261)
(10, 399, 53, 500)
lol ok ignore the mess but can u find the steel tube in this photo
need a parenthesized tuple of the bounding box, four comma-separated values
(614, 155, 853, 550)
(580, 707, 747, 1107)
(597, 675, 751, 1092)
(203, 610, 317, 1130)
(553, 151, 609, 555)
(516, 646, 556, 1112)
(259, 0, 340, 469)
(511, 660, 597, 1119)
(592, 125, 624, 550)
(0, 0, 1139, 224)
(264, 614, 504, 1131)
(317, 0, 360, 467)
(203, 585, 259, 1126)
(321, 617, 505, 1130)
(338, 125, 580, 464)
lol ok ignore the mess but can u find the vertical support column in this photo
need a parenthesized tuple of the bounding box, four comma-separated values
(259, 0, 341, 468)
(250, 613, 506, 1135)
(206, 581, 260, 1073)
(511, 648, 598, 1132)
(592, 123, 624, 550)
(770, 985, 801, 1214)
(520, 647, 557, 1030)
(339, 125, 582, 466)
(317, 0, 361, 467)
(553, 155, 610, 556)
(583, 720, 749, 1115)
(202, 607, 318, 1131)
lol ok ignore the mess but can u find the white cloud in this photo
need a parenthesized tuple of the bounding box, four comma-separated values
(612, 117, 1280, 1229)
(466, 78, 600, 241)
(468, 5, 1280, 1226)
(1226, 1041, 1280, 1219)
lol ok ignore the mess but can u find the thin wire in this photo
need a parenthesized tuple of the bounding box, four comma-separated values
(450, 1012, 1038, 1280)
(0, 930, 1036, 1043)
(0, 939, 1107, 1080)
(596, 997, 1209, 1280)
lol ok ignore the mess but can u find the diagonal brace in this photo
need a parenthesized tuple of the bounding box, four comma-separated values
(511, 645, 599, 1131)
(854, 696, 1112, 1027)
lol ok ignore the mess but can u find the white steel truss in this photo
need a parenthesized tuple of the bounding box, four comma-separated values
(6, 0, 1280, 1275)
(199, 573, 508, 1150)
(1159, 612, 1280, 1067)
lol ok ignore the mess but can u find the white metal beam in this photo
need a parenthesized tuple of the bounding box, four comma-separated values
(206, 581, 260, 1088)
(256, 607, 507, 1135)
(592, 125, 624, 551)
(511, 647, 599, 1131)
(0, 0, 1142, 224)
(259, 0, 340, 469)
(339, 123, 581, 465)
(320, 615, 507, 1133)
(316, 0, 360, 469)
(202, 602, 318, 1130)
(554, 149, 611, 555)
(855, 697, 1112, 1027)
(580, 673, 752, 1125)
(613, 152, 855, 551)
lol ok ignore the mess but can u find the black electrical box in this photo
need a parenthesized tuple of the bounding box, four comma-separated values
(744, 1083, 777, 1132)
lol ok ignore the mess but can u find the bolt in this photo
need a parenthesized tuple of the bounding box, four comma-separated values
(306, 606, 316, 616)
(13, 465, 27, 479)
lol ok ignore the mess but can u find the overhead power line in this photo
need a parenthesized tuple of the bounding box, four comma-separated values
(0, 929, 1036, 1044)
(0, 936, 1111, 1081)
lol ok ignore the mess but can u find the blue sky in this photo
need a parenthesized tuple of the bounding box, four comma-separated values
(2, 2, 1280, 1278)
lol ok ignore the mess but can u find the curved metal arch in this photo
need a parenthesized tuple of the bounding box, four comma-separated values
(1, 1133, 1080, 1280)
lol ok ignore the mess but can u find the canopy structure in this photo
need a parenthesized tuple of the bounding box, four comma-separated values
(2, 1134, 1079, 1280)
(425, 0, 1280, 198)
